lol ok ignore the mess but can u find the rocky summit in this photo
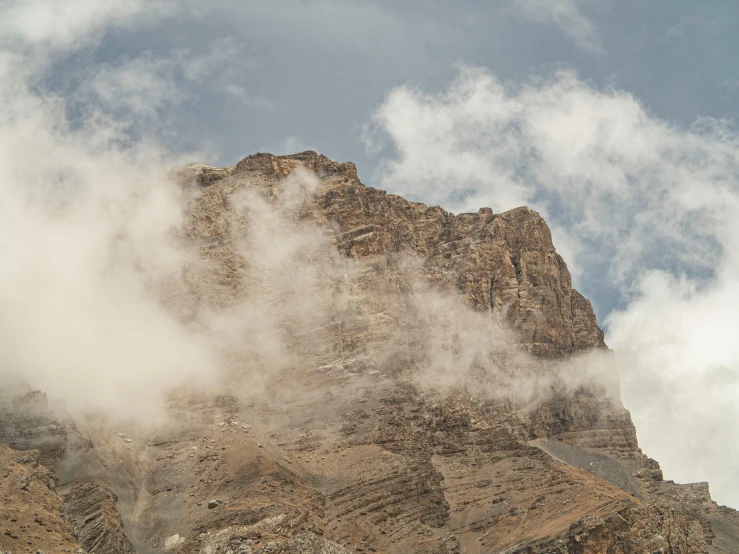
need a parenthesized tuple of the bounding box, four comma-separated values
(1, 151, 738, 554)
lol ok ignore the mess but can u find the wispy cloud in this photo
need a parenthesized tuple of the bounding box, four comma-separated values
(0, 1, 220, 420)
(79, 53, 190, 121)
(368, 66, 739, 507)
(72, 39, 267, 132)
(0, 1, 284, 423)
(510, 0, 604, 53)
(0, 0, 177, 52)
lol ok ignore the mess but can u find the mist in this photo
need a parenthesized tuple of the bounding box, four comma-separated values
(0, 81, 217, 422)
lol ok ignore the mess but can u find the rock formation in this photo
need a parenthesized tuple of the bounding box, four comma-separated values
(1, 151, 737, 554)
(62, 484, 136, 554)
(0, 444, 81, 552)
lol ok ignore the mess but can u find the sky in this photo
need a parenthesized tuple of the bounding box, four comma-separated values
(2, 0, 739, 507)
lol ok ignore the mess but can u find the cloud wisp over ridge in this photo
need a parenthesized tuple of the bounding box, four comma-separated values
(368, 66, 739, 508)
(0, 0, 223, 421)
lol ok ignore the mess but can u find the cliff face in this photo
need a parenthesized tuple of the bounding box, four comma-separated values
(1, 152, 737, 554)
(0, 444, 82, 553)
(184, 151, 604, 358)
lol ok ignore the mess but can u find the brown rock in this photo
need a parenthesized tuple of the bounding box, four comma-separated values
(62, 483, 136, 553)
(0, 444, 81, 553)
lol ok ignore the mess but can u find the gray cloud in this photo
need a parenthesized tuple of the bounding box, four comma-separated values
(211, 0, 408, 55)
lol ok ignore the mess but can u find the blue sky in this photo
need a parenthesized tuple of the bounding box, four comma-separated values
(2, 0, 739, 507)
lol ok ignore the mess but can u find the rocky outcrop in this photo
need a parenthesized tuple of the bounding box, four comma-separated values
(314, 162, 605, 357)
(183, 151, 604, 357)
(0, 444, 81, 553)
(504, 504, 708, 554)
(217, 532, 349, 554)
(0, 389, 68, 469)
(62, 483, 136, 553)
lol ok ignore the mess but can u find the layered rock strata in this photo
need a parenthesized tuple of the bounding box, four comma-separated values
(0, 151, 736, 554)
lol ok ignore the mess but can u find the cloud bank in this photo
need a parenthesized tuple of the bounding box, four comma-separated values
(0, 0, 223, 420)
(368, 66, 739, 507)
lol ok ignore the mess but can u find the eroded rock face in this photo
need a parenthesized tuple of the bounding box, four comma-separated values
(312, 155, 605, 357)
(1, 151, 736, 554)
(62, 483, 136, 553)
(0, 444, 81, 553)
(182, 151, 604, 358)
(504, 504, 709, 554)
(171, 152, 733, 553)
(0, 389, 68, 469)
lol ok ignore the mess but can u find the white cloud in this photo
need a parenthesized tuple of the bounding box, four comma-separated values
(66, 37, 266, 137)
(80, 54, 189, 121)
(369, 67, 732, 285)
(0, 0, 276, 424)
(0, 74, 218, 420)
(607, 270, 739, 505)
(0, 0, 176, 52)
(366, 68, 535, 211)
(368, 66, 739, 507)
(511, 0, 604, 53)
(0, 0, 222, 421)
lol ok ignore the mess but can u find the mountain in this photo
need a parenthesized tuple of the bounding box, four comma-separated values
(1, 151, 738, 554)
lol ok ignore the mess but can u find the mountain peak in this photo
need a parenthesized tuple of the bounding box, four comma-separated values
(1, 152, 736, 554)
